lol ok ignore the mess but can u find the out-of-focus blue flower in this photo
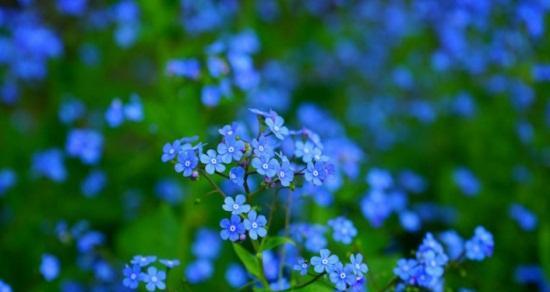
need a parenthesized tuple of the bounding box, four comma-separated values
(438, 230, 463, 261)
(329, 262, 355, 291)
(159, 259, 180, 269)
(185, 259, 213, 284)
(131, 255, 157, 267)
(217, 137, 245, 163)
(32, 149, 66, 182)
(175, 150, 198, 177)
(328, 216, 357, 244)
(166, 59, 200, 79)
(465, 226, 494, 261)
(124, 94, 144, 122)
(105, 99, 125, 128)
(66, 129, 103, 165)
(416, 233, 448, 278)
(509, 203, 538, 231)
(517, 120, 534, 144)
(361, 190, 392, 227)
(229, 166, 245, 186)
(200, 149, 225, 174)
(243, 210, 267, 240)
(77, 231, 105, 253)
(94, 261, 114, 282)
(141, 266, 166, 291)
(222, 194, 251, 215)
(81, 170, 106, 197)
(515, 265, 550, 291)
(398, 170, 426, 194)
(225, 263, 248, 288)
(40, 254, 60, 281)
(122, 264, 141, 289)
(79, 43, 100, 66)
(251, 155, 278, 178)
(399, 210, 421, 232)
(201, 85, 222, 107)
(269, 278, 290, 291)
(154, 179, 184, 204)
(59, 99, 86, 124)
(0, 280, 11, 292)
(192, 228, 221, 259)
(57, 0, 87, 15)
(393, 259, 419, 283)
(161, 140, 183, 162)
(366, 168, 393, 190)
(451, 92, 476, 118)
(0, 169, 16, 195)
(453, 167, 480, 196)
(349, 254, 368, 276)
(220, 215, 245, 241)
(293, 257, 309, 276)
(311, 249, 339, 273)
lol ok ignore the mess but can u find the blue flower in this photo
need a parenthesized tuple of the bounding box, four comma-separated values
(32, 149, 66, 182)
(185, 259, 213, 284)
(251, 156, 278, 178)
(276, 156, 294, 187)
(159, 259, 180, 269)
(220, 215, 246, 241)
(439, 231, 464, 260)
(349, 254, 368, 276)
(201, 85, 221, 107)
(269, 278, 290, 291)
(58, 99, 85, 124)
(393, 259, 419, 283)
(161, 140, 186, 162)
(40, 254, 60, 281)
(243, 210, 267, 240)
(329, 262, 355, 291)
(217, 137, 245, 163)
(200, 149, 225, 174)
(141, 266, 166, 291)
(251, 135, 275, 158)
(328, 217, 357, 244)
(225, 263, 248, 288)
(310, 249, 339, 273)
(465, 226, 494, 261)
(124, 93, 144, 122)
(361, 190, 392, 228)
(295, 141, 315, 163)
(166, 59, 200, 79)
(105, 98, 125, 127)
(0, 169, 16, 196)
(222, 194, 251, 215)
(453, 167, 480, 196)
(366, 168, 393, 190)
(0, 280, 12, 292)
(175, 150, 198, 177)
(509, 203, 538, 231)
(265, 113, 289, 140)
(305, 162, 326, 186)
(66, 129, 103, 165)
(219, 123, 239, 137)
(77, 231, 104, 253)
(207, 56, 228, 77)
(155, 179, 184, 204)
(131, 255, 157, 267)
(81, 170, 106, 197)
(122, 264, 141, 289)
(229, 167, 245, 186)
(192, 228, 221, 259)
(293, 258, 309, 276)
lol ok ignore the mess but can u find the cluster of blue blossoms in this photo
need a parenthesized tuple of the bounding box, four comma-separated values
(122, 256, 179, 291)
(394, 226, 494, 290)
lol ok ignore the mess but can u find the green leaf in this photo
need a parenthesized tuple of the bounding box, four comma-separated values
(233, 243, 261, 279)
(296, 279, 333, 292)
(260, 236, 295, 252)
(540, 223, 550, 280)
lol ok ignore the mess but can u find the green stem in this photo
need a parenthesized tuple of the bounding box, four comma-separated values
(251, 239, 270, 289)
(280, 272, 326, 291)
(199, 169, 226, 197)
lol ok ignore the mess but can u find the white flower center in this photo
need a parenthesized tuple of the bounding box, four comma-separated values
(322, 259, 328, 265)
(233, 204, 239, 210)
(304, 148, 309, 153)
(184, 161, 191, 167)
(252, 222, 258, 228)
(262, 163, 269, 169)
(227, 130, 233, 135)
(273, 126, 279, 131)
(169, 149, 174, 154)
(340, 272, 346, 279)
(151, 276, 158, 282)
(258, 145, 264, 151)
(228, 146, 234, 152)
(131, 274, 136, 280)
(279, 171, 285, 178)
(229, 225, 236, 232)
(211, 158, 217, 164)
(313, 170, 319, 176)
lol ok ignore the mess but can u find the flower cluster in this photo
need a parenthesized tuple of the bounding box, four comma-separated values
(122, 256, 179, 291)
(105, 94, 144, 128)
(394, 226, 494, 289)
(293, 249, 368, 291)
